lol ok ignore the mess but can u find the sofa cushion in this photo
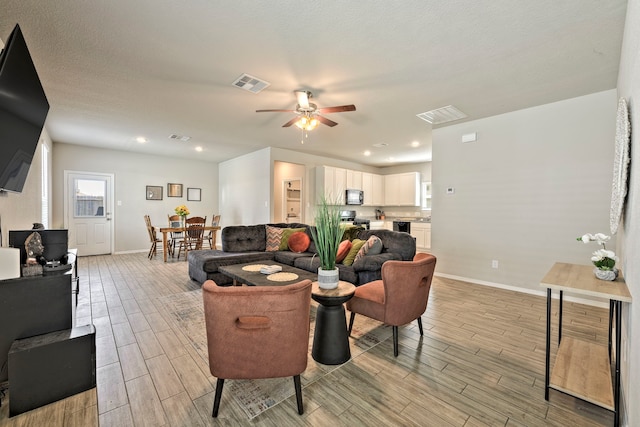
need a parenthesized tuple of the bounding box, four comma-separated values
(288, 231, 310, 253)
(335, 240, 352, 263)
(279, 228, 306, 250)
(354, 235, 383, 263)
(265, 225, 284, 251)
(274, 251, 313, 266)
(343, 239, 365, 266)
(222, 225, 267, 252)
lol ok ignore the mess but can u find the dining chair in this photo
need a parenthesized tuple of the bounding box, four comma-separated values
(177, 216, 206, 259)
(167, 214, 184, 257)
(143, 215, 163, 260)
(204, 214, 221, 249)
(346, 252, 437, 356)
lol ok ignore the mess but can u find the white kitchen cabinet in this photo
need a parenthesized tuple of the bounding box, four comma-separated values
(316, 166, 346, 204)
(362, 172, 384, 206)
(411, 222, 431, 249)
(384, 172, 420, 206)
(346, 170, 362, 190)
(382, 220, 394, 231)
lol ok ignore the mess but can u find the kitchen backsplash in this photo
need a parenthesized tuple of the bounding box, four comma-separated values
(353, 208, 429, 219)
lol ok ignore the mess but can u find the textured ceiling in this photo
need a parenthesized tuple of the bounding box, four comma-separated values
(0, 0, 628, 166)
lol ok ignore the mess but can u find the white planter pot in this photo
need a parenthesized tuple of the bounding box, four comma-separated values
(317, 267, 339, 290)
(594, 267, 618, 281)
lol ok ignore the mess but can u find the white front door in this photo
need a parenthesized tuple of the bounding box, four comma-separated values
(65, 171, 113, 256)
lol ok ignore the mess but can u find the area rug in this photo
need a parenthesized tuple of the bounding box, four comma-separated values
(156, 289, 392, 419)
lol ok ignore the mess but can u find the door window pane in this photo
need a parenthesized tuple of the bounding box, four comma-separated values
(74, 179, 105, 217)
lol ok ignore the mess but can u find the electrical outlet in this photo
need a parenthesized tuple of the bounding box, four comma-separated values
(491, 260, 499, 269)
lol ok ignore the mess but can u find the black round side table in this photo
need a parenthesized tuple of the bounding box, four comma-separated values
(311, 281, 356, 365)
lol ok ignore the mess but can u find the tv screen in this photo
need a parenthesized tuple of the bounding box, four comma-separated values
(0, 24, 49, 193)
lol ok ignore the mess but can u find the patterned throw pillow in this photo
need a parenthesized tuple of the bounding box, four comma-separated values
(335, 240, 352, 263)
(342, 239, 365, 266)
(265, 225, 284, 251)
(354, 235, 383, 263)
(279, 228, 306, 251)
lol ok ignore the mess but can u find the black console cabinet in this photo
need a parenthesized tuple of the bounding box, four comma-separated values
(0, 274, 72, 384)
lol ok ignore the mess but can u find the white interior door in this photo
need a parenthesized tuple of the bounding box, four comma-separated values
(65, 171, 113, 256)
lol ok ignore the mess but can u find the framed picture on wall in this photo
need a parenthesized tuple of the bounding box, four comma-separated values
(168, 183, 183, 197)
(187, 187, 201, 201)
(146, 185, 163, 200)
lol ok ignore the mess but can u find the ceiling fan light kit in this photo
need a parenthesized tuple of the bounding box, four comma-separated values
(256, 90, 356, 134)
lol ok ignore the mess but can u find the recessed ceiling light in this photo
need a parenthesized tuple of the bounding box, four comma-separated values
(195, 146, 203, 152)
(364, 150, 371, 156)
(136, 136, 147, 143)
(411, 141, 420, 148)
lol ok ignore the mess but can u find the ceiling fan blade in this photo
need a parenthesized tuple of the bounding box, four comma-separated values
(295, 91, 310, 109)
(317, 115, 338, 127)
(256, 109, 296, 113)
(282, 117, 301, 127)
(317, 104, 356, 114)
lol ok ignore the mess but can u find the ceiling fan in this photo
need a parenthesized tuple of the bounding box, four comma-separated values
(256, 90, 356, 130)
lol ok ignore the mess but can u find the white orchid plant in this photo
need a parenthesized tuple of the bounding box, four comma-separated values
(577, 233, 618, 271)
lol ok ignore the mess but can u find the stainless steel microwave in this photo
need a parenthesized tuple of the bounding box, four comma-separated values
(345, 189, 364, 205)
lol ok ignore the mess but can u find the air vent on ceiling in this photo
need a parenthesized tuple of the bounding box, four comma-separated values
(417, 105, 467, 125)
(169, 134, 191, 142)
(232, 73, 270, 94)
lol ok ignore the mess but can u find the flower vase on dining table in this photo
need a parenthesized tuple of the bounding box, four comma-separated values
(180, 215, 187, 228)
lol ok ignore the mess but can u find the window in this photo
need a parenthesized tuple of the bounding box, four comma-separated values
(74, 179, 106, 217)
(41, 144, 49, 228)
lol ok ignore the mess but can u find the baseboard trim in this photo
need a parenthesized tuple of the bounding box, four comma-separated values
(434, 272, 610, 309)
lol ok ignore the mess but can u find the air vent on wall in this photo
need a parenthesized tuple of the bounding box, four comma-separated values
(417, 105, 467, 125)
(232, 73, 270, 94)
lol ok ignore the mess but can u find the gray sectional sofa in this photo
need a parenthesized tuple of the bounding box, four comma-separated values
(187, 222, 416, 286)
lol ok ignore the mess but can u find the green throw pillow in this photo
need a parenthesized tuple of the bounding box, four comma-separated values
(343, 239, 365, 266)
(279, 228, 306, 251)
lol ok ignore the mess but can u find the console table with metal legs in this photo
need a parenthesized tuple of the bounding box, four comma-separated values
(541, 262, 632, 427)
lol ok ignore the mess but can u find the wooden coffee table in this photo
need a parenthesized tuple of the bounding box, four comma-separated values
(218, 261, 318, 287)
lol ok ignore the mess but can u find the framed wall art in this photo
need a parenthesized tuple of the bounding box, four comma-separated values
(168, 183, 183, 197)
(187, 187, 201, 201)
(146, 185, 163, 200)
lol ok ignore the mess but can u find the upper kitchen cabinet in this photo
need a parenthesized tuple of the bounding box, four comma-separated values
(384, 172, 421, 206)
(316, 166, 346, 204)
(362, 172, 384, 206)
(346, 170, 362, 190)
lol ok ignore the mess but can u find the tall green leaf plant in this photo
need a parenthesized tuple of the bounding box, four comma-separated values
(310, 196, 344, 271)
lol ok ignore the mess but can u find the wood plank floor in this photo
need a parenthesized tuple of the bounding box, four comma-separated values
(0, 253, 614, 426)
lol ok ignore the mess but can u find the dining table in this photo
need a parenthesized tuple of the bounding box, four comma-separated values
(158, 225, 221, 262)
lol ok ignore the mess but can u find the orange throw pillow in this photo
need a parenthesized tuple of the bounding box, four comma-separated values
(335, 240, 352, 263)
(288, 231, 311, 253)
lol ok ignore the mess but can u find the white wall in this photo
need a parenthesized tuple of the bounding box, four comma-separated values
(615, 0, 640, 423)
(218, 148, 272, 226)
(52, 143, 218, 253)
(432, 90, 617, 293)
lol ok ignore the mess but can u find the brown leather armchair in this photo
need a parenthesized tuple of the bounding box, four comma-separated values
(202, 279, 312, 417)
(346, 253, 437, 357)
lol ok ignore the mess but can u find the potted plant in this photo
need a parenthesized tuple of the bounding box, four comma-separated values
(577, 232, 619, 280)
(310, 196, 344, 289)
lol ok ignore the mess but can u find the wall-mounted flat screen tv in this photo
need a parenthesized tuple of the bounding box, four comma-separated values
(0, 24, 49, 193)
